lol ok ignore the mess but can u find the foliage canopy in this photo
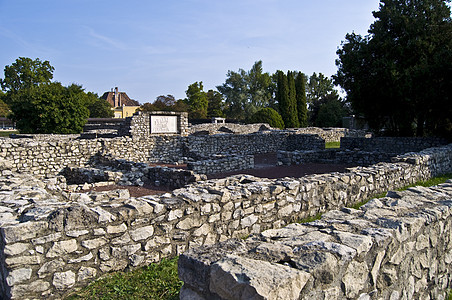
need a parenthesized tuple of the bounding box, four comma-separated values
(335, 0, 452, 137)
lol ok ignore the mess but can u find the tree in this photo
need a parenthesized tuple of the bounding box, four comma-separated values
(8, 82, 89, 133)
(185, 82, 208, 119)
(287, 71, 300, 127)
(306, 72, 337, 105)
(276, 71, 299, 128)
(0, 57, 54, 94)
(86, 94, 114, 118)
(206, 90, 225, 118)
(0, 91, 10, 117)
(335, 0, 452, 137)
(249, 107, 284, 129)
(217, 60, 273, 121)
(314, 94, 348, 127)
(295, 72, 308, 127)
(140, 95, 189, 113)
(248, 107, 284, 129)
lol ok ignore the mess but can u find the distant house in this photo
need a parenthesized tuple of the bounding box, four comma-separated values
(100, 87, 140, 118)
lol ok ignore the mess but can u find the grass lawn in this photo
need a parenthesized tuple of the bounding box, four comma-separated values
(65, 257, 182, 300)
(325, 141, 340, 149)
(0, 130, 18, 137)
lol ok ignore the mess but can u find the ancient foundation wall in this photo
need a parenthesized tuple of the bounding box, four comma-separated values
(295, 127, 371, 142)
(187, 155, 254, 175)
(341, 136, 448, 153)
(1, 144, 451, 298)
(278, 149, 395, 166)
(179, 181, 452, 299)
(0, 132, 324, 178)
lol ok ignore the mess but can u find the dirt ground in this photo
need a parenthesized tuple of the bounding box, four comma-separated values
(88, 153, 355, 197)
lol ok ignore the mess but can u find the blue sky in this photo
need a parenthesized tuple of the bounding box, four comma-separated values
(0, 0, 380, 103)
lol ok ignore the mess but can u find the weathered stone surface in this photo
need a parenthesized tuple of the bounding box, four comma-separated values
(46, 239, 78, 258)
(130, 225, 154, 241)
(6, 268, 32, 286)
(210, 255, 310, 300)
(53, 270, 76, 290)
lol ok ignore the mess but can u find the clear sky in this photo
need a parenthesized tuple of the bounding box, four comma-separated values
(0, 0, 380, 104)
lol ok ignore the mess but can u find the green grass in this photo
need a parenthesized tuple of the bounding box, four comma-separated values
(298, 213, 322, 224)
(65, 257, 182, 300)
(396, 173, 452, 191)
(0, 130, 18, 137)
(325, 141, 340, 149)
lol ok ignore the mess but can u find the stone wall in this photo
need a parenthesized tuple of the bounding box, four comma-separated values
(0, 132, 324, 178)
(187, 155, 254, 175)
(294, 127, 371, 142)
(186, 132, 324, 157)
(1, 144, 451, 298)
(341, 136, 448, 153)
(278, 149, 395, 167)
(119, 111, 189, 138)
(179, 181, 452, 299)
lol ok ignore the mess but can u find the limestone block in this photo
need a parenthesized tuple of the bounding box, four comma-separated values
(5, 255, 41, 267)
(2, 221, 48, 243)
(53, 270, 76, 290)
(106, 223, 128, 234)
(46, 239, 78, 258)
(4, 243, 29, 256)
(81, 237, 108, 249)
(38, 259, 65, 278)
(68, 252, 94, 264)
(210, 255, 310, 300)
(130, 225, 154, 241)
(10, 280, 51, 299)
(78, 266, 97, 282)
(335, 231, 373, 255)
(6, 267, 32, 286)
(342, 261, 369, 298)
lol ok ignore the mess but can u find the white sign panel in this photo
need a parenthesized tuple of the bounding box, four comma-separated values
(150, 115, 178, 134)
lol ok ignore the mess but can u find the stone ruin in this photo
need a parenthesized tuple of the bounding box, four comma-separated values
(0, 111, 450, 299)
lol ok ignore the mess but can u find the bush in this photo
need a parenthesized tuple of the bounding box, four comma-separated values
(248, 107, 285, 129)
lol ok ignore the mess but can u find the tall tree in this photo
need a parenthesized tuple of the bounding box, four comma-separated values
(8, 82, 89, 133)
(0, 57, 54, 95)
(286, 71, 300, 128)
(206, 90, 225, 118)
(335, 0, 452, 137)
(185, 82, 208, 119)
(217, 60, 273, 121)
(295, 72, 308, 127)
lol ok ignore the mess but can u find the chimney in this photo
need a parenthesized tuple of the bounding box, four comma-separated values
(114, 87, 119, 107)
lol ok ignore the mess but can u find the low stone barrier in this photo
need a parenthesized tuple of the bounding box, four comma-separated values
(294, 127, 371, 142)
(341, 136, 448, 153)
(187, 155, 254, 174)
(0, 131, 324, 178)
(179, 181, 452, 299)
(277, 149, 395, 166)
(0, 144, 451, 298)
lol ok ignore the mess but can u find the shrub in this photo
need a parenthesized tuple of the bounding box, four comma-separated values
(248, 107, 285, 129)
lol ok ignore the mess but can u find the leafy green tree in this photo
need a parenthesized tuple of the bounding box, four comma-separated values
(314, 94, 348, 127)
(276, 71, 299, 128)
(287, 71, 300, 128)
(206, 90, 225, 118)
(217, 60, 273, 121)
(86, 94, 114, 118)
(0, 91, 10, 117)
(185, 82, 208, 119)
(140, 95, 189, 113)
(248, 107, 284, 129)
(306, 73, 337, 105)
(335, 0, 452, 137)
(295, 72, 308, 127)
(8, 82, 89, 133)
(0, 57, 54, 95)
